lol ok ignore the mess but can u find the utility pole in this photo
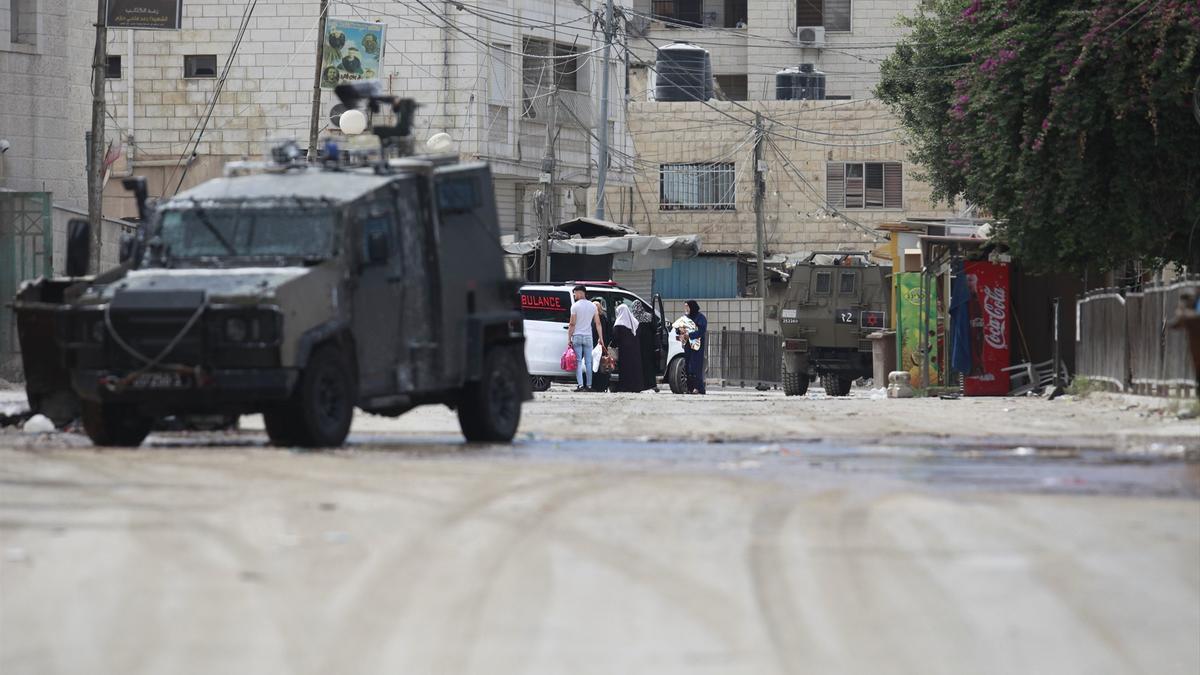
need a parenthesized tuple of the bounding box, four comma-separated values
(307, 0, 330, 159)
(538, 85, 558, 282)
(753, 112, 767, 334)
(592, 0, 615, 220)
(88, 0, 107, 273)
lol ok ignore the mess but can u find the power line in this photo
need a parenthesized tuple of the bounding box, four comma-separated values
(764, 133, 883, 242)
(163, 0, 258, 196)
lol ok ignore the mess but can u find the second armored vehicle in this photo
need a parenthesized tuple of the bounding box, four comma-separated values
(778, 252, 890, 396)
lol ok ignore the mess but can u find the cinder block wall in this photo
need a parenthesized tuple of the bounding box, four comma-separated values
(664, 298, 764, 334)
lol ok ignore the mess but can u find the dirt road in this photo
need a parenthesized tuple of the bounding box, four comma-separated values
(1, 388, 1198, 674)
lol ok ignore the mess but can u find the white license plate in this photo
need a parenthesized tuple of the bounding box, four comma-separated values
(129, 372, 192, 389)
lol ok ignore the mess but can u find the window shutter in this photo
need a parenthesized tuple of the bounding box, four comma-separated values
(864, 162, 884, 207)
(826, 162, 844, 209)
(824, 0, 851, 31)
(844, 163, 864, 209)
(796, 0, 822, 25)
(884, 162, 903, 209)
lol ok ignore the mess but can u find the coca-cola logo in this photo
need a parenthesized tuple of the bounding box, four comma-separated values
(982, 286, 1007, 350)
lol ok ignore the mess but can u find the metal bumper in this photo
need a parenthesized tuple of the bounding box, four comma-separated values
(73, 368, 298, 407)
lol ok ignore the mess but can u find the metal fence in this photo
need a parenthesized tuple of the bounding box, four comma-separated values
(1076, 278, 1199, 396)
(709, 327, 782, 388)
(1, 192, 53, 381)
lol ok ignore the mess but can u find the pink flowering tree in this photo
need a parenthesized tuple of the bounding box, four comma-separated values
(877, 0, 1200, 271)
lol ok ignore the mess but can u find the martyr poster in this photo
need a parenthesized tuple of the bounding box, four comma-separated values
(321, 19, 386, 89)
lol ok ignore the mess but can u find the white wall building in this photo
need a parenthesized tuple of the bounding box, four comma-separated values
(1, 0, 634, 237)
(627, 0, 919, 101)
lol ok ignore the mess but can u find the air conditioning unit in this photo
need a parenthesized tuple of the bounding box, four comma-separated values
(796, 26, 825, 47)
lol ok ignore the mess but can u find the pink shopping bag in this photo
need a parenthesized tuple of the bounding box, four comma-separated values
(560, 345, 577, 371)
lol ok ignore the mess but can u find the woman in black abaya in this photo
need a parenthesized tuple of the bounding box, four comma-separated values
(633, 300, 658, 391)
(613, 304, 645, 392)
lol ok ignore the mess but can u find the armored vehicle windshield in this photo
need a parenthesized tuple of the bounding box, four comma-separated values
(158, 203, 338, 263)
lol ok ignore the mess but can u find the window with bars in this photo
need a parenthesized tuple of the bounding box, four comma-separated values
(651, 0, 703, 25)
(660, 163, 736, 211)
(826, 161, 902, 209)
(796, 0, 851, 31)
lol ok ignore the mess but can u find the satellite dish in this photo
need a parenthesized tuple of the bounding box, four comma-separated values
(328, 103, 347, 129)
(339, 109, 367, 136)
(426, 132, 454, 152)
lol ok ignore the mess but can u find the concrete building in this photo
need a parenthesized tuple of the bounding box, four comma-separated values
(624, 95, 946, 252)
(607, 0, 958, 328)
(0, 0, 132, 277)
(627, 0, 919, 100)
(85, 0, 634, 238)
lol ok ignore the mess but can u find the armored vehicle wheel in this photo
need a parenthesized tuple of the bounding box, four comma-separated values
(821, 374, 853, 397)
(666, 356, 687, 394)
(530, 375, 552, 392)
(81, 401, 153, 447)
(263, 408, 302, 447)
(783, 370, 809, 396)
(283, 345, 355, 448)
(458, 347, 523, 442)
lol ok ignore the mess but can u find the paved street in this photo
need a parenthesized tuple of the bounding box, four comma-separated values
(1, 386, 1198, 674)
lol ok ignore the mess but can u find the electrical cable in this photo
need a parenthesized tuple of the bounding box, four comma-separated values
(765, 132, 884, 241)
(164, 0, 258, 196)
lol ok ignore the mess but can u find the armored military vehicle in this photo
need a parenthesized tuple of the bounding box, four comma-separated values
(13, 85, 531, 447)
(778, 252, 889, 396)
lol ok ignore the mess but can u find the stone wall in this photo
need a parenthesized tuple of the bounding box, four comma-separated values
(625, 97, 953, 254)
(0, 0, 95, 208)
(88, 0, 635, 233)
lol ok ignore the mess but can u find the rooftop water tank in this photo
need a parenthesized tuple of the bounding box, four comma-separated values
(655, 42, 713, 102)
(775, 63, 826, 101)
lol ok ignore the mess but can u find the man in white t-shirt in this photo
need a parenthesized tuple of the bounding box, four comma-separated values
(567, 285, 604, 392)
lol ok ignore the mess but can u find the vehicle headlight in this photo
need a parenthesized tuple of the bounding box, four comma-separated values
(224, 317, 249, 343)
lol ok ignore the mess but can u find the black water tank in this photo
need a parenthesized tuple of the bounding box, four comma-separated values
(775, 63, 826, 100)
(655, 42, 713, 102)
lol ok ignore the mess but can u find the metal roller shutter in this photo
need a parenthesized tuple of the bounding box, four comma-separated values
(613, 269, 654, 299)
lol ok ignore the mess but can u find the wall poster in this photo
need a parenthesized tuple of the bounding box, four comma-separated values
(321, 19, 386, 89)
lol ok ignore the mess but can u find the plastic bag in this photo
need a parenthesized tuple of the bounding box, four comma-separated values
(560, 344, 577, 372)
(592, 343, 604, 373)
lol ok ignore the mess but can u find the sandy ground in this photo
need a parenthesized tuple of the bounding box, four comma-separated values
(1, 385, 1198, 674)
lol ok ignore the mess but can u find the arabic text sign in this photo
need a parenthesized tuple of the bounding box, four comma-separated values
(105, 0, 182, 30)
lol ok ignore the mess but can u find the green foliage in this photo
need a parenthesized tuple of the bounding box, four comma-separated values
(1065, 375, 1103, 398)
(877, 0, 1200, 272)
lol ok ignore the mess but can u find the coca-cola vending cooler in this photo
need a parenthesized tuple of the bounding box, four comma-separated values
(964, 261, 1011, 396)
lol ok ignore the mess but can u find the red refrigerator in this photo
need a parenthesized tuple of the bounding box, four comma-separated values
(964, 261, 1011, 396)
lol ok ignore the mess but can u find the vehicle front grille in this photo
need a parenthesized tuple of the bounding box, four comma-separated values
(105, 311, 206, 369)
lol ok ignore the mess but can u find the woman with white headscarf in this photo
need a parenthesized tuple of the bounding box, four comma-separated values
(613, 303, 646, 392)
